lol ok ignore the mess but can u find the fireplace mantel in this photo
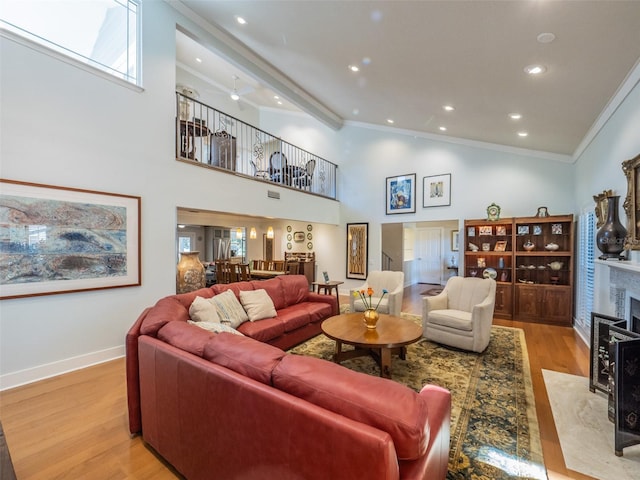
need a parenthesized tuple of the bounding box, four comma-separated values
(595, 259, 640, 326)
(595, 258, 640, 274)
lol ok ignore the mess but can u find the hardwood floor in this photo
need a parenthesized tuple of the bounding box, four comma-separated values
(0, 285, 594, 479)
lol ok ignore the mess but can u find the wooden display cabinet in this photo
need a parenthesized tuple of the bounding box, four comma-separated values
(463, 218, 514, 319)
(513, 214, 574, 325)
(464, 214, 574, 325)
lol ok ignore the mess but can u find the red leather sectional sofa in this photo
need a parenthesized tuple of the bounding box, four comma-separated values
(126, 274, 451, 479)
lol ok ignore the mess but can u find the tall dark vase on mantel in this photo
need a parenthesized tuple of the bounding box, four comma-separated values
(596, 195, 628, 260)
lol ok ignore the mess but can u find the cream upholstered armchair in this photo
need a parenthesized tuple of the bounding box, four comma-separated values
(349, 270, 405, 316)
(422, 276, 496, 353)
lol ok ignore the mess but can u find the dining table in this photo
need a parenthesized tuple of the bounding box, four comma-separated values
(250, 269, 287, 280)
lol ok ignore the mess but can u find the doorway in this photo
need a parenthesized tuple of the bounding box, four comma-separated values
(417, 227, 443, 284)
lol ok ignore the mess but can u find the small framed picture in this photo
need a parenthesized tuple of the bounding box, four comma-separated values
(467, 226, 475, 237)
(451, 230, 460, 251)
(479, 226, 492, 236)
(494, 240, 508, 252)
(517, 225, 530, 235)
(552, 223, 563, 234)
(482, 243, 491, 252)
(496, 225, 507, 236)
(323, 271, 330, 283)
(477, 257, 486, 268)
(533, 225, 542, 235)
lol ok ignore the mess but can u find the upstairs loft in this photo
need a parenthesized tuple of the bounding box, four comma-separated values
(176, 91, 338, 200)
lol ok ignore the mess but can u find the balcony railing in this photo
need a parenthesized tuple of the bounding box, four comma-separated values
(176, 92, 337, 200)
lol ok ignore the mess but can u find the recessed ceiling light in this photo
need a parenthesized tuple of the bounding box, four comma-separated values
(235, 16, 247, 25)
(195, 57, 202, 63)
(273, 95, 279, 100)
(277, 101, 282, 105)
(537, 32, 556, 44)
(443, 105, 455, 112)
(386, 119, 394, 124)
(524, 64, 547, 75)
(509, 113, 522, 120)
(439, 126, 447, 131)
(362, 57, 372, 65)
(518, 131, 529, 137)
(348, 65, 360, 72)
(352, 108, 359, 115)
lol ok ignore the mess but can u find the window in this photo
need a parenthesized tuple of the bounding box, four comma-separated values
(1, 0, 139, 85)
(576, 210, 596, 330)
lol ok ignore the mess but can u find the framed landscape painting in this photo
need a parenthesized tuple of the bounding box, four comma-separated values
(423, 173, 451, 207)
(346, 222, 368, 279)
(386, 174, 416, 215)
(0, 179, 141, 300)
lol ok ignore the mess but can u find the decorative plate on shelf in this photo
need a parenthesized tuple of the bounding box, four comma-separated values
(483, 267, 497, 280)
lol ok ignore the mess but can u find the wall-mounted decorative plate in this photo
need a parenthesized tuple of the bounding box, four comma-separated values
(307, 232, 312, 240)
(287, 225, 292, 232)
(287, 233, 292, 241)
(294, 231, 305, 242)
(307, 224, 312, 231)
(307, 242, 313, 250)
(287, 242, 292, 250)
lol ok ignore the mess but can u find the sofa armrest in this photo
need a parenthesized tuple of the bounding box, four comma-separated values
(126, 307, 151, 435)
(307, 291, 339, 315)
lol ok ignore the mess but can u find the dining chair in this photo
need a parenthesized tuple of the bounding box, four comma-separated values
(293, 159, 316, 189)
(235, 263, 251, 281)
(215, 261, 231, 284)
(269, 152, 290, 185)
(272, 260, 285, 271)
(285, 261, 300, 275)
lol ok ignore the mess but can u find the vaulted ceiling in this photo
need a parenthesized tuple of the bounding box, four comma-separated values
(174, 0, 640, 161)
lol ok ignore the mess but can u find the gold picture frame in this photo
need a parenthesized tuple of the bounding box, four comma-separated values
(622, 153, 640, 250)
(494, 240, 508, 252)
(346, 222, 368, 280)
(593, 189, 613, 228)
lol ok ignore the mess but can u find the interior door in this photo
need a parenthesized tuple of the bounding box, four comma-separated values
(417, 227, 443, 284)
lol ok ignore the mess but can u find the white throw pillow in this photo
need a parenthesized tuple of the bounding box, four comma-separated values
(189, 296, 220, 323)
(239, 289, 277, 322)
(188, 320, 244, 336)
(211, 289, 249, 328)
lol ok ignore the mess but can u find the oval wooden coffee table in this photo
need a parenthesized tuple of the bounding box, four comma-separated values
(321, 313, 423, 379)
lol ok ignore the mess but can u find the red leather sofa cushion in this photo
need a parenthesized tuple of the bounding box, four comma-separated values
(157, 320, 215, 357)
(250, 277, 286, 310)
(279, 275, 310, 306)
(203, 332, 286, 385)
(272, 354, 430, 461)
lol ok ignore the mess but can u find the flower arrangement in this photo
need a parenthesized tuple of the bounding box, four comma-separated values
(353, 287, 388, 311)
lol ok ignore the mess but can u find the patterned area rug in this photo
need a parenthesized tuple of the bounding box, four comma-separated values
(289, 314, 546, 480)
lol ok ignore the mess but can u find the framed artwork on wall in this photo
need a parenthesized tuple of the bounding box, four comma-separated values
(451, 230, 460, 251)
(386, 174, 416, 215)
(422, 173, 451, 208)
(346, 222, 368, 280)
(0, 179, 141, 300)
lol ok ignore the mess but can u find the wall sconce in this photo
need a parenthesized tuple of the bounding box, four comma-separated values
(267, 226, 274, 239)
(236, 227, 243, 237)
(249, 227, 257, 239)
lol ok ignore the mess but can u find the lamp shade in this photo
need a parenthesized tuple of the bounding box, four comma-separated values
(267, 226, 274, 239)
(250, 227, 257, 239)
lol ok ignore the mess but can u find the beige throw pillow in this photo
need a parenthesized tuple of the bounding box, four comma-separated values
(211, 289, 249, 328)
(189, 296, 220, 323)
(239, 289, 277, 322)
(188, 320, 244, 336)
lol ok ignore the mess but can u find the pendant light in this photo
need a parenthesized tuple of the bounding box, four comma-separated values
(267, 226, 274, 239)
(230, 75, 240, 101)
(249, 227, 257, 239)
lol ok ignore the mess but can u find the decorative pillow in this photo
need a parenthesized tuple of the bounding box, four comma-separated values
(188, 320, 244, 336)
(211, 289, 249, 328)
(189, 296, 220, 323)
(239, 289, 277, 322)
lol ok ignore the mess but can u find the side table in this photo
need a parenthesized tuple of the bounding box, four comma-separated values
(312, 280, 344, 309)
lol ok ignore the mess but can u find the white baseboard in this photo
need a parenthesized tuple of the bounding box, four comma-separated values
(0, 345, 124, 391)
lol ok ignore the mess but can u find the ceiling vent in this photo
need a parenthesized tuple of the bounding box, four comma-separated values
(267, 190, 280, 199)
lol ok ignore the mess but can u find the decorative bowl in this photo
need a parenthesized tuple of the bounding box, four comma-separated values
(545, 243, 559, 251)
(523, 241, 535, 251)
(483, 267, 497, 280)
(548, 261, 563, 271)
